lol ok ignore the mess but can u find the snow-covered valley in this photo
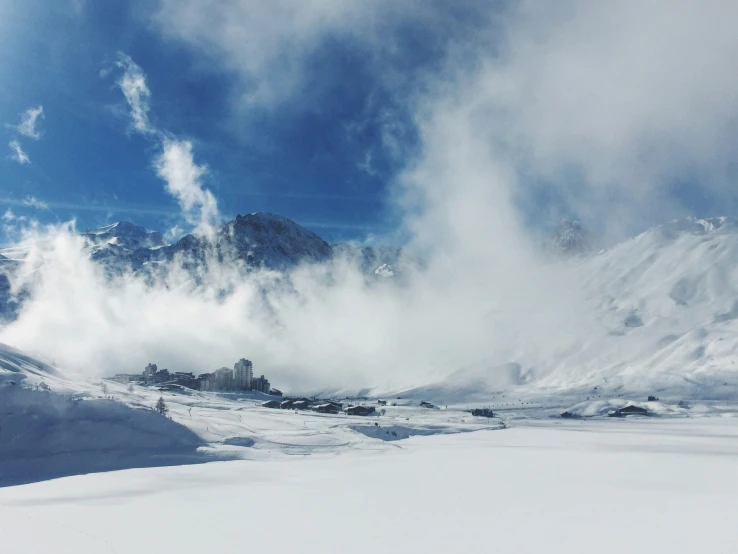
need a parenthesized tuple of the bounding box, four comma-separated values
(1, 417, 736, 553)
(5, 215, 738, 397)
(6, 0, 738, 550)
(4, 216, 738, 552)
(3, 339, 738, 552)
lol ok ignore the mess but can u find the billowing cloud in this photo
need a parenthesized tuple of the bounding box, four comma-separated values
(151, 0, 738, 238)
(155, 140, 219, 235)
(151, 0, 485, 111)
(2, 1, 738, 396)
(153, 0, 384, 108)
(14, 105, 44, 140)
(442, 0, 738, 239)
(8, 140, 30, 164)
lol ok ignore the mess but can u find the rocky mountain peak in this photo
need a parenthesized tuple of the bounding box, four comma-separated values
(549, 220, 592, 256)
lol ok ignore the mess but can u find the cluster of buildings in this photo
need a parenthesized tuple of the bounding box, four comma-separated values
(112, 358, 280, 395)
(261, 397, 377, 416)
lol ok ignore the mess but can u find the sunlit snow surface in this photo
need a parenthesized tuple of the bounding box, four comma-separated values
(2, 344, 738, 552)
(1, 418, 737, 553)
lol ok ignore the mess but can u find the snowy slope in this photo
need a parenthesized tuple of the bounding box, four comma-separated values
(6, 215, 738, 398)
(1, 418, 737, 554)
(0, 341, 505, 484)
(550, 217, 738, 393)
(414, 217, 738, 399)
(0, 343, 216, 486)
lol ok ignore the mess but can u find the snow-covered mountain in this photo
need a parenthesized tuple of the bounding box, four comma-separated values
(0, 212, 402, 321)
(548, 220, 592, 256)
(79, 213, 399, 274)
(166, 212, 334, 270)
(414, 217, 738, 399)
(0, 342, 212, 486)
(0, 254, 23, 323)
(332, 243, 405, 277)
(83, 221, 168, 272)
(5, 214, 738, 398)
(221, 212, 334, 267)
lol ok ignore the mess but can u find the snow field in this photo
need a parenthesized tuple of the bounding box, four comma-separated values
(1, 417, 736, 553)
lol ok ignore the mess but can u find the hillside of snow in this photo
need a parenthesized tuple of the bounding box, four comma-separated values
(549, 217, 738, 393)
(2, 417, 737, 553)
(0, 341, 508, 485)
(5, 216, 738, 399)
(0, 343, 218, 486)
(407, 218, 738, 399)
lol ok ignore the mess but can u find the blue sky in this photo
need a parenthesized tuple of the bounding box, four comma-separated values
(0, 1, 440, 243)
(2, 1, 738, 247)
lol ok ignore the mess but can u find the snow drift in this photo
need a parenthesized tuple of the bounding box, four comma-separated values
(0, 342, 216, 486)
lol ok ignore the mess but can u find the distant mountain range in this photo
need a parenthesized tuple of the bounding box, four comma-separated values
(0, 213, 404, 322)
(548, 220, 593, 256)
(82, 212, 401, 274)
(3, 214, 738, 396)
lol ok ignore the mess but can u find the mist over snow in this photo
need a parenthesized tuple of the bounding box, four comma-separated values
(2, 1, 738, 396)
(0, 215, 591, 394)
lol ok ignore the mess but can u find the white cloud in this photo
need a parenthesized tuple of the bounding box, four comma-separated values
(166, 224, 185, 241)
(8, 140, 30, 164)
(115, 54, 156, 136)
(151, 0, 447, 110)
(22, 196, 48, 210)
(2, 1, 738, 395)
(153, 0, 362, 108)
(155, 140, 219, 235)
(2, 209, 15, 222)
(14, 105, 44, 140)
(151, 0, 738, 237)
(439, 0, 738, 238)
(114, 54, 220, 235)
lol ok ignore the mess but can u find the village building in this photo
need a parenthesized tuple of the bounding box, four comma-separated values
(234, 359, 253, 390)
(609, 405, 648, 417)
(198, 373, 214, 391)
(347, 405, 376, 416)
(213, 367, 235, 391)
(312, 402, 342, 414)
(252, 374, 270, 394)
(135, 358, 277, 394)
(112, 373, 139, 384)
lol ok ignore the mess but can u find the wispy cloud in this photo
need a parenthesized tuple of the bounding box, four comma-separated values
(21, 196, 48, 209)
(8, 140, 30, 164)
(155, 140, 219, 234)
(114, 54, 220, 235)
(115, 54, 156, 136)
(0, 196, 178, 217)
(14, 105, 44, 140)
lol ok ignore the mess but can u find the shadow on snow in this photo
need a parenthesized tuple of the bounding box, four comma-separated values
(0, 386, 231, 487)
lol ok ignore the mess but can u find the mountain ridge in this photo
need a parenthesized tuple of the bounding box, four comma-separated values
(3, 214, 738, 397)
